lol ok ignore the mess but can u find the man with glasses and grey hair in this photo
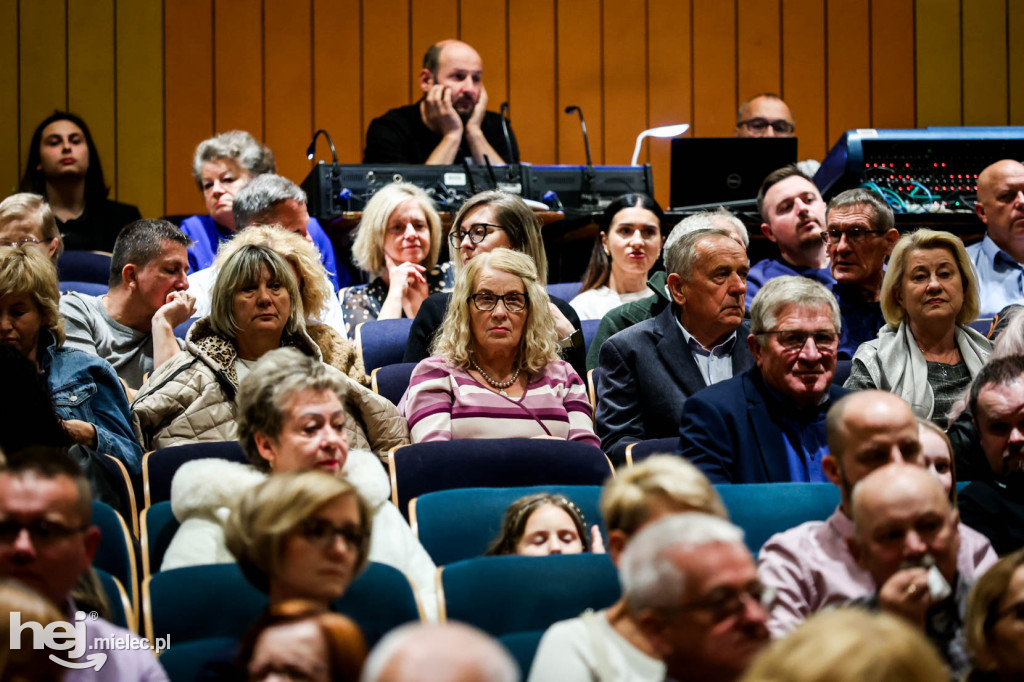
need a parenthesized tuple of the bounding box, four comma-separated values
(824, 187, 898, 357)
(678, 275, 849, 483)
(620, 513, 771, 682)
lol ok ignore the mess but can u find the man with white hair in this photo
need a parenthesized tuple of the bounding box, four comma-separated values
(620, 513, 770, 682)
(360, 622, 519, 682)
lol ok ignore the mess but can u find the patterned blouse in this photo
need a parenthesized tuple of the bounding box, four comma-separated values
(340, 262, 454, 339)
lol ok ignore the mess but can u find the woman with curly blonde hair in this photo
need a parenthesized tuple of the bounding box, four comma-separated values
(404, 248, 599, 445)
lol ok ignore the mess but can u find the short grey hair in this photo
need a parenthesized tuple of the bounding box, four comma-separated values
(0, 193, 64, 260)
(360, 623, 520, 682)
(209, 243, 304, 338)
(620, 513, 745, 614)
(664, 227, 734, 279)
(827, 188, 894, 233)
(232, 174, 308, 230)
(192, 130, 275, 187)
(749, 276, 841, 341)
(236, 347, 348, 470)
(664, 209, 749, 256)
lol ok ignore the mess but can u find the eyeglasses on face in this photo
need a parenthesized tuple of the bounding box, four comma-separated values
(0, 519, 89, 546)
(0, 237, 44, 248)
(737, 118, 795, 135)
(468, 292, 529, 312)
(821, 227, 887, 244)
(665, 583, 777, 624)
(449, 223, 504, 249)
(298, 518, 364, 552)
(755, 329, 839, 353)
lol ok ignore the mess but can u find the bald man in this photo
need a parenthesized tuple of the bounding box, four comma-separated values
(757, 391, 995, 637)
(966, 159, 1024, 315)
(847, 464, 969, 676)
(360, 622, 519, 682)
(734, 94, 819, 176)
(364, 40, 518, 166)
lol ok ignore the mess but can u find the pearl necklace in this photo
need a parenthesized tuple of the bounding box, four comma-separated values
(470, 357, 520, 397)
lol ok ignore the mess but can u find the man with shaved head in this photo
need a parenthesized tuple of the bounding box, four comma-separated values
(363, 40, 517, 166)
(757, 391, 995, 637)
(967, 159, 1024, 316)
(360, 622, 519, 682)
(847, 464, 968, 676)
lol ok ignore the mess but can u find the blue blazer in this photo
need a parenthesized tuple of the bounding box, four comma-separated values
(677, 367, 849, 483)
(596, 305, 754, 465)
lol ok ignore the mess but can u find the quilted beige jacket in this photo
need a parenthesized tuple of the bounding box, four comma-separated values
(130, 317, 408, 458)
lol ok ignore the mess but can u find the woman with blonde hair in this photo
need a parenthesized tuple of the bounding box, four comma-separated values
(964, 549, 1024, 681)
(342, 182, 454, 338)
(0, 579, 67, 681)
(846, 229, 991, 424)
(405, 248, 598, 445)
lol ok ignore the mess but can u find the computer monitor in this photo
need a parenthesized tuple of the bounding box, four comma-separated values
(670, 137, 798, 208)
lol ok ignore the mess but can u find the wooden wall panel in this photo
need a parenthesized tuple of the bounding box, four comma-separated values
(164, 0, 213, 216)
(363, 0, 410, 138)
(825, 0, 870, 148)
(0, 0, 20, 195)
(67, 0, 116, 193)
(916, 0, 962, 126)
(264, 0, 313, 185)
(1012, 1, 1024, 125)
(508, 0, 556, 166)
(692, 0, 736, 137)
(557, 0, 603, 164)
(462, 0, 509, 109)
(19, 0, 67, 164)
(962, 0, 1008, 125)
(870, 0, 916, 130)
(115, 0, 164, 219)
(213, 0, 263, 136)
(312, 0, 363, 163)
(409, 0, 458, 104)
(781, 0, 827, 160)
(737, 0, 781, 101)
(602, 0, 647, 167)
(647, 0, 692, 206)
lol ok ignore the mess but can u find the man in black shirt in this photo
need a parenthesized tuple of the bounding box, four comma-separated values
(363, 40, 517, 166)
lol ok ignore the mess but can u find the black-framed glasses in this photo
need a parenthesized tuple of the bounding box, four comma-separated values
(737, 118, 795, 135)
(449, 223, 504, 249)
(665, 583, 777, 623)
(298, 518, 364, 552)
(821, 227, 887, 244)
(468, 292, 529, 312)
(0, 519, 89, 546)
(756, 329, 838, 353)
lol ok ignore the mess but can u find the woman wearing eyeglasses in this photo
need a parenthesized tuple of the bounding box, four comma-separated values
(342, 183, 454, 339)
(403, 190, 586, 377)
(405, 248, 599, 446)
(844, 230, 991, 425)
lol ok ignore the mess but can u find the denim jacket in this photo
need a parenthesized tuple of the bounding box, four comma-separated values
(39, 330, 144, 473)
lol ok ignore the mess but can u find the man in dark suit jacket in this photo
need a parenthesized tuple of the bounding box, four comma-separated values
(597, 228, 753, 464)
(679, 276, 849, 483)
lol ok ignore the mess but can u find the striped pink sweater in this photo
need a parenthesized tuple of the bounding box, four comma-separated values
(404, 356, 601, 447)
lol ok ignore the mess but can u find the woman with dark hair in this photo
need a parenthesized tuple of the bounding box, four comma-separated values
(20, 111, 141, 252)
(569, 193, 665, 320)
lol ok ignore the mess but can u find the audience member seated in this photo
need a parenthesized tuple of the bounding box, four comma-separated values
(739, 608, 949, 682)
(620, 513, 770, 682)
(238, 601, 367, 682)
(0, 193, 63, 265)
(0, 449, 168, 679)
(485, 493, 596, 557)
(529, 456, 726, 682)
(0, 578, 69, 681)
(958, 356, 1024, 555)
(964, 549, 1024, 682)
(405, 249, 599, 446)
(161, 348, 432, 614)
(363, 40, 517, 166)
(569, 193, 665, 321)
(403, 191, 584, 376)
(678, 276, 847, 483)
(60, 219, 195, 392)
(0, 245, 142, 472)
(361, 622, 520, 682)
(918, 418, 957, 503)
(189, 225, 362, 383)
(585, 209, 749, 371)
(845, 229, 990, 425)
(747, 166, 833, 304)
(182, 131, 346, 289)
(132, 246, 404, 455)
(597, 228, 752, 463)
(19, 111, 141, 252)
(846, 464, 970, 677)
(343, 182, 454, 338)
(967, 159, 1024, 316)
(734, 93, 819, 177)
(757, 391, 995, 638)
(823, 188, 898, 358)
